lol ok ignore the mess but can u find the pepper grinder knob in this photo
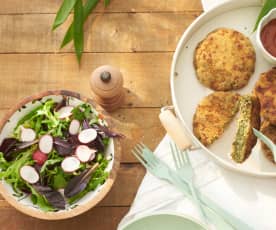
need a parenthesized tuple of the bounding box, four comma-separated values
(90, 65, 124, 112)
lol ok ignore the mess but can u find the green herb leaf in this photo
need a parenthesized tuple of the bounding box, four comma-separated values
(72, 103, 93, 121)
(60, 25, 74, 49)
(253, 0, 276, 32)
(73, 0, 84, 63)
(104, 0, 110, 7)
(52, 0, 78, 30)
(61, 0, 100, 48)
(72, 107, 85, 121)
(52, 169, 68, 189)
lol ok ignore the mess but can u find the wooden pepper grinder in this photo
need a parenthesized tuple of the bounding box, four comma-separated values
(90, 65, 124, 112)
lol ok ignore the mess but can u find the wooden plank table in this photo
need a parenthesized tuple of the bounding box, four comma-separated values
(0, 1, 202, 229)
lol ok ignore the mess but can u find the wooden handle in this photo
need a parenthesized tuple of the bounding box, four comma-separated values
(159, 109, 192, 150)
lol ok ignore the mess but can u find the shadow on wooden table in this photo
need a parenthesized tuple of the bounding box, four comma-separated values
(0, 206, 126, 230)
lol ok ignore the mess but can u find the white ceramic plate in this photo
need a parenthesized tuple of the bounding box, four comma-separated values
(171, 0, 275, 177)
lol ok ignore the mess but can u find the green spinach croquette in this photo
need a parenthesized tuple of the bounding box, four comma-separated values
(231, 95, 260, 163)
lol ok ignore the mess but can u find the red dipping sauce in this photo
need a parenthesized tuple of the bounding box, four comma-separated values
(261, 18, 276, 57)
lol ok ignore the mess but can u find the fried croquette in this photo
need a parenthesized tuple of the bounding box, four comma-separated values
(194, 28, 256, 91)
(260, 121, 276, 163)
(254, 67, 276, 125)
(193, 92, 240, 146)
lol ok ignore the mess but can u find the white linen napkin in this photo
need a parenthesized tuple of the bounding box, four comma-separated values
(118, 135, 276, 230)
(118, 1, 276, 229)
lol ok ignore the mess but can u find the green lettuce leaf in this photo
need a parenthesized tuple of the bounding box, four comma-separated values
(0, 146, 35, 195)
(14, 99, 70, 138)
(0, 152, 10, 170)
(51, 168, 68, 190)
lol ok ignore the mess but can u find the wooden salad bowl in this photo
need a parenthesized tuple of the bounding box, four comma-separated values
(0, 90, 121, 220)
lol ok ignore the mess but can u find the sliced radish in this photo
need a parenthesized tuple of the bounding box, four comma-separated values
(39, 134, 53, 154)
(32, 150, 48, 165)
(20, 126, 36, 142)
(69, 119, 80, 135)
(57, 106, 74, 119)
(78, 128, 97, 144)
(75, 145, 96, 163)
(61, 156, 80, 173)
(20, 165, 39, 184)
(89, 150, 96, 161)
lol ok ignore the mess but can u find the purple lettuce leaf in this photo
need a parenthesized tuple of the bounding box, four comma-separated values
(92, 124, 124, 138)
(0, 138, 17, 157)
(53, 137, 74, 156)
(64, 169, 91, 198)
(33, 185, 66, 210)
(0, 138, 38, 161)
(87, 135, 105, 152)
(82, 119, 90, 130)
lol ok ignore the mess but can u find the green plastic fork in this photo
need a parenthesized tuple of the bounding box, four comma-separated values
(132, 143, 253, 230)
(132, 145, 233, 230)
(170, 142, 207, 223)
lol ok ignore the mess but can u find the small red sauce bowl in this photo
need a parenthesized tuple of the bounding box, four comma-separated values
(256, 8, 276, 64)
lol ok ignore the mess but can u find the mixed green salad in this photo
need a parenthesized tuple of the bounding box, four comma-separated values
(0, 96, 122, 211)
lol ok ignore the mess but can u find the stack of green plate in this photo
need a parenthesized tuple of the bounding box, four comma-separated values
(119, 213, 208, 230)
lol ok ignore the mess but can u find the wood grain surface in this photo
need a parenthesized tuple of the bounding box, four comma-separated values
(0, 53, 172, 108)
(0, 0, 202, 13)
(0, 13, 200, 53)
(0, 0, 202, 228)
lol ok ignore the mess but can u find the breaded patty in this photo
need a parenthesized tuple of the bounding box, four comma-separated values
(254, 68, 276, 125)
(260, 121, 276, 163)
(194, 28, 256, 91)
(193, 92, 240, 146)
(231, 95, 260, 163)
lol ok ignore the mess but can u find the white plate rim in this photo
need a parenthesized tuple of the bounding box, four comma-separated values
(170, 0, 276, 177)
